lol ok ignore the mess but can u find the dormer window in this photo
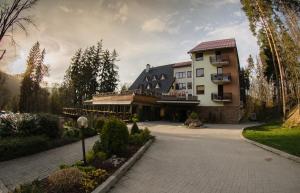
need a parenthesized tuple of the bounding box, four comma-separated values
(145, 76, 149, 82)
(152, 75, 157, 81)
(155, 83, 160, 89)
(146, 84, 151, 89)
(160, 74, 166, 80)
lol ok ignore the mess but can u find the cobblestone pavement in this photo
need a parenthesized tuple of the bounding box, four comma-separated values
(0, 136, 98, 191)
(109, 122, 300, 193)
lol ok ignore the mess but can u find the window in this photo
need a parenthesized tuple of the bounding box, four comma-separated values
(187, 82, 192, 89)
(178, 83, 186, 90)
(196, 68, 204, 77)
(187, 71, 192, 78)
(146, 84, 151, 89)
(217, 67, 223, 74)
(152, 75, 157, 81)
(175, 72, 186, 79)
(160, 74, 166, 80)
(155, 83, 160, 89)
(195, 52, 203, 61)
(196, 85, 205, 95)
(145, 76, 149, 82)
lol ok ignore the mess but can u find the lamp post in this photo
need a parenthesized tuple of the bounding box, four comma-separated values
(77, 116, 88, 165)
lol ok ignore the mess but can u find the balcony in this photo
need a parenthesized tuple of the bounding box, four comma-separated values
(211, 73, 231, 84)
(160, 94, 198, 101)
(158, 93, 199, 104)
(211, 93, 232, 102)
(209, 55, 230, 66)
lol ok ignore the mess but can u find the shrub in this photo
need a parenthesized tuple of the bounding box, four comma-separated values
(48, 168, 84, 193)
(18, 114, 39, 136)
(86, 150, 96, 164)
(0, 117, 15, 137)
(141, 127, 151, 142)
(62, 128, 80, 139)
(129, 128, 151, 146)
(131, 122, 140, 134)
(87, 149, 108, 164)
(94, 117, 105, 133)
(101, 118, 129, 155)
(131, 114, 139, 123)
(82, 169, 108, 192)
(92, 140, 103, 152)
(81, 127, 97, 138)
(0, 113, 60, 138)
(189, 112, 198, 120)
(13, 180, 43, 193)
(129, 133, 144, 146)
(0, 136, 49, 161)
(37, 113, 60, 138)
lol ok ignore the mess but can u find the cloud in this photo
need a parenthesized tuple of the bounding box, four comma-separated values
(114, 3, 129, 23)
(233, 10, 242, 17)
(194, 25, 214, 32)
(141, 13, 181, 34)
(0, 0, 259, 86)
(142, 18, 167, 32)
(59, 6, 72, 13)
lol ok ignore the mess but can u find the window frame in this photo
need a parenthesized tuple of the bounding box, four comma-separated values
(178, 83, 186, 90)
(175, 71, 186, 79)
(187, 71, 192, 78)
(187, 82, 192, 89)
(195, 52, 204, 61)
(196, 85, 205, 95)
(196, 68, 204, 77)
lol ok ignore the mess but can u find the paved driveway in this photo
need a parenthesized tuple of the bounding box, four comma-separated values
(110, 122, 300, 193)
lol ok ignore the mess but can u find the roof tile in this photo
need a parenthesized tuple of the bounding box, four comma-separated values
(188, 38, 236, 53)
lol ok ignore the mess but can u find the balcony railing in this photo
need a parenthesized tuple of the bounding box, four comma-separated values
(161, 94, 198, 101)
(211, 73, 231, 84)
(209, 55, 230, 66)
(211, 93, 232, 102)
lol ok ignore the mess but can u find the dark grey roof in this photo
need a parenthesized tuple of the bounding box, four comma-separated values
(129, 64, 174, 93)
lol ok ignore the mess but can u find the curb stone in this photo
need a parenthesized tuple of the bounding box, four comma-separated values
(0, 180, 8, 193)
(92, 139, 154, 193)
(241, 127, 300, 163)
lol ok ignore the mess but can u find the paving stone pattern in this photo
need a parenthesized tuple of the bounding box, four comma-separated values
(109, 122, 300, 193)
(0, 136, 98, 191)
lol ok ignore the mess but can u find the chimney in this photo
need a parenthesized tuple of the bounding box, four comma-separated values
(146, 64, 150, 73)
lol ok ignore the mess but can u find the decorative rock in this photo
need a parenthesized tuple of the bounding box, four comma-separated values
(188, 120, 203, 128)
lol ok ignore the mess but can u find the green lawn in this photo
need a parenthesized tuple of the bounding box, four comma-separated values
(243, 123, 300, 157)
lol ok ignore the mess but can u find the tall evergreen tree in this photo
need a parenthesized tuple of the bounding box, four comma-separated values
(19, 42, 48, 112)
(63, 41, 117, 107)
(98, 50, 119, 92)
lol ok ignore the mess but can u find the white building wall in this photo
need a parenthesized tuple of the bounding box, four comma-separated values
(192, 51, 223, 107)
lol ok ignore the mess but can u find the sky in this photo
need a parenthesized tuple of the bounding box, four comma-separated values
(0, 0, 259, 86)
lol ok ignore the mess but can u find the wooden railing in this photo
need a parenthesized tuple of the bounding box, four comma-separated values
(160, 94, 198, 101)
(62, 108, 132, 121)
(93, 89, 161, 98)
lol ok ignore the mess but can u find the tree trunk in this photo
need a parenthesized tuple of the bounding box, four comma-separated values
(256, 0, 287, 119)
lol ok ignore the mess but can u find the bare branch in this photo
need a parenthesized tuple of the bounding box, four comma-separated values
(0, 0, 38, 60)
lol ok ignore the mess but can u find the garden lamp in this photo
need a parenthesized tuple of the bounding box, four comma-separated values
(77, 116, 88, 165)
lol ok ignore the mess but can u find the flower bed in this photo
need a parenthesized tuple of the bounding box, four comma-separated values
(12, 118, 154, 193)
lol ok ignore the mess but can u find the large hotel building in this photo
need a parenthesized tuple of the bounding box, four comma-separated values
(64, 38, 244, 123)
